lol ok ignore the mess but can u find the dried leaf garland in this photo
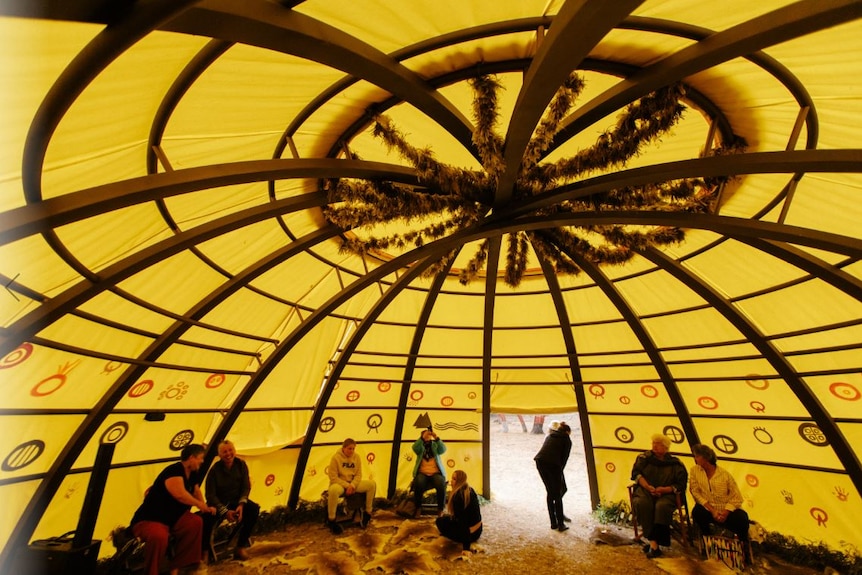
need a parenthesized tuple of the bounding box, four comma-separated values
(323, 73, 744, 287)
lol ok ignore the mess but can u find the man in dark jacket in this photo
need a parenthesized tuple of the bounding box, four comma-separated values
(202, 440, 260, 560)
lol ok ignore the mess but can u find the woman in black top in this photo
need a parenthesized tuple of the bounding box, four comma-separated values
(534, 421, 572, 531)
(435, 469, 482, 557)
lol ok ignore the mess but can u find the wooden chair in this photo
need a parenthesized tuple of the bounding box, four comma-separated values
(627, 484, 691, 546)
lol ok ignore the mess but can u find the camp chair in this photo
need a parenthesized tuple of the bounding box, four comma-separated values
(207, 517, 242, 563)
(321, 490, 367, 526)
(627, 484, 691, 546)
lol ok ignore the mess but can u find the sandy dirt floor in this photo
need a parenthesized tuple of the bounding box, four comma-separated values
(190, 414, 822, 575)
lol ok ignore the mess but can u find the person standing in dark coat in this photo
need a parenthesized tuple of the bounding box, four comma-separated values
(534, 421, 573, 531)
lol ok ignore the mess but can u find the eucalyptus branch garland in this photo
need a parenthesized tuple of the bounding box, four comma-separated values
(323, 73, 745, 287)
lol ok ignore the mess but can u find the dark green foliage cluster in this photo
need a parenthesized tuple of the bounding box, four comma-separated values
(759, 531, 861, 575)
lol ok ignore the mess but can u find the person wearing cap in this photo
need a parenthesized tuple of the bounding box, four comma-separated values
(534, 421, 573, 531)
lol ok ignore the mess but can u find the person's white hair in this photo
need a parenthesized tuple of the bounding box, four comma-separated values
(650, 433, 671, 449)
(549, 420, 560, 431)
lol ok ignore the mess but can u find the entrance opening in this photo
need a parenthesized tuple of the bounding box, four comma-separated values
(489, 413, 591, 519)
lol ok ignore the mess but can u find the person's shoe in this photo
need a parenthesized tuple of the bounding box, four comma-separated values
(557, 524, 569, 532)
(550, 522, 558, 530)
(327, 519, 343, 534)
(642, 543, 651, 554)
(233, 547, 250, 561)
(562, 515, 572, 522)
(360, 510, 371, 528)
(646, 547, 663, 559)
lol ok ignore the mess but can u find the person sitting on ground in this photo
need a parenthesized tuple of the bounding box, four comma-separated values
(325, 437, 376, 534)
(411, 427, 447, 517)
(534, 421, 572, 531)
(130, 443, 215, 575)
(435, 469, 483, 558)
(689, 443, 752, 564)
(202, 440, 260, 561)
(630, 433, 688, 559)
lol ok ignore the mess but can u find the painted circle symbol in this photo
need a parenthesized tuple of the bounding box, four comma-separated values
(378, 382, 391, 392)
(100, 422, 129, 444)
(1, 343, 33, 369)
(367, 414, 382, 431)
(441, 396, 454, 407)
(810, 507, 828, 526)
(410, 390, 424, 401)
(31, 374, 67, 397)
(745, 375, 769, 390)
(619, 395, 630, 405)
(829, 382, 860, 401)
(605, 462, 616, 473)
(446, 459, 455, 468)
(346, 390, 360, 402)
(205, 373, 225, 389)
(588, 384, 605, 399)
(698, 396, 719, 410)
(712, 435, 738, 454)
(640, 385, 658, 398)
(319, 417, 336, 433)
(662, 426, 685, 444)
(366, 453, 375, 464)
(753, 427, 773, 444)
(2, 440, 45, 471)
(614, 427, 634, 444)
(129, 380, 154, 398)
(798, 423, 829, 446)
(745, 474, 759, 487)
(169, 429, 194, 451)
(750, 401, 766, 413)
(467, 392, 477, 400)
(265, 474, 275, 487)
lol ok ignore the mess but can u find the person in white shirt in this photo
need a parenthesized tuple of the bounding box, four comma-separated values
(689, 443, 751, 564)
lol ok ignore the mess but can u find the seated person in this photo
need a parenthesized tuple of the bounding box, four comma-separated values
(130, 444, 215, 575)
(689, 443, 751, 563)
(411, 428, 447, 517)
(630, 433, 688, 558)
(325, 437, 376, 534)
(435, 470, 482, 558)
(202, 440, 260, 561)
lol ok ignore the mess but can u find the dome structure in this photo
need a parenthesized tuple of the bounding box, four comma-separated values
(1, 0, 861, 568)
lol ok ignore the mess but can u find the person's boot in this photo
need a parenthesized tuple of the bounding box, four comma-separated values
(327, 519, 343, 534)
(547, 501, 557, 529)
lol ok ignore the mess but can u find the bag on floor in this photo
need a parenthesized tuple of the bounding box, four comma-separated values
(395, 499, 416, 518)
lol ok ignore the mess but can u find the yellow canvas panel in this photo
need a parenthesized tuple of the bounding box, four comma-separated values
(0, 344, 125, 409)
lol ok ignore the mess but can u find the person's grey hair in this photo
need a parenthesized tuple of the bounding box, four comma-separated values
(692, 443, 717, 465)
(650, 434, 671, 449)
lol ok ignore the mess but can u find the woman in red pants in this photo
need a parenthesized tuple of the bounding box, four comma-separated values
(130, 444, 216, 575)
